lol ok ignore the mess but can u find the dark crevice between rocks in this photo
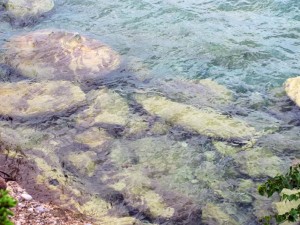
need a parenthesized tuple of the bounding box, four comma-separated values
(0, 64, 28, 83)
(0, 102, 88, 128)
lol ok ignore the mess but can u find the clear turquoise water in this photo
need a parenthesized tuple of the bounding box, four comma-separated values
(1, 0, 300, 224)
(45, 0, 300, 91)
(2, 0, 300, 91)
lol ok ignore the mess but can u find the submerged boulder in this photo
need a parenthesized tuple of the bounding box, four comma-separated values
(4, 30, 120, 83)
(0, 81, 85, 118)
(4, 0, 54, 19)
(136, 95, 256, 140)
(285, 76, 300, 108)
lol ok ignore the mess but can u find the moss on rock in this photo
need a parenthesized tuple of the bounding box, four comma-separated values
(76, 88, 129, 128)
(67, 151, 97, 177)
(75, 127, 111, 149)
(202, 203, 239, 225)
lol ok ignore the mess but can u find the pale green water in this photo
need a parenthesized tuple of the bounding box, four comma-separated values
(0, 0, 300, 224)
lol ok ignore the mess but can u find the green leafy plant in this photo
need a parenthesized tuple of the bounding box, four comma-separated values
(258, 164, 300, 224)
(0, 190, 17, 225)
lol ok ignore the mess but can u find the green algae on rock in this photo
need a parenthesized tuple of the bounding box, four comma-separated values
(154, 78, 233, 109)
(202, 203, 239, 225)
(4, 0, 54, 19)
(0, 81, 85, 118)
(76, 88, 129, 128)
(233, 148, 287, 178)
(110, 136, 220, 201)
(213, 141, 244, 156)
(4, 30, 120, 83)
(67, 151, 97, 177)
(74, 127, 112, 149)
(111, 170, 175, 218)
(136, 95, 256, 140)
(285, 76, 300, 108)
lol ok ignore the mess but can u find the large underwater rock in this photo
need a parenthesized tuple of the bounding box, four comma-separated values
(0, 81, 85, 118)
(136, 95, 256, 140)
(3, 0, 54, 19)
(4, 30, 120, 83)
(285, 76, 300, 108)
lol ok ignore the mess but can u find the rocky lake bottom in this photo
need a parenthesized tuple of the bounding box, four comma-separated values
(0, 0, 300, 224)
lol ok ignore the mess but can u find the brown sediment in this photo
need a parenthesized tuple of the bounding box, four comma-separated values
(7, 181, 92, 225)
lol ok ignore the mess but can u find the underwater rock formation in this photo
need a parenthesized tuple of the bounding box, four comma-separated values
(4, 30, 120, 83)
(76, 88, 129, 128)
(3, 0, 54, 19)
(136, 95, 256, 140)
(202, 203, 238, 225)
(74, 127, 112, 149)
(0, 81, 85, 118)
(233, 148, 287, 178)
(67, 151, 97, 177)
(285, 76, 300, 108)
(154, 78, 233, 109)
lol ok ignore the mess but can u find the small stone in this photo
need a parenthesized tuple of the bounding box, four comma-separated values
(21, 193, 33, 201)
(35, 206, 47, 213)
(18, 203, 25, 208)
(28, 208, 34, 212)
(0, 177, 7, 190)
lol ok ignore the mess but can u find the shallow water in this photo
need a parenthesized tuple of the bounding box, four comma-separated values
(0, 0, 300, 224)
